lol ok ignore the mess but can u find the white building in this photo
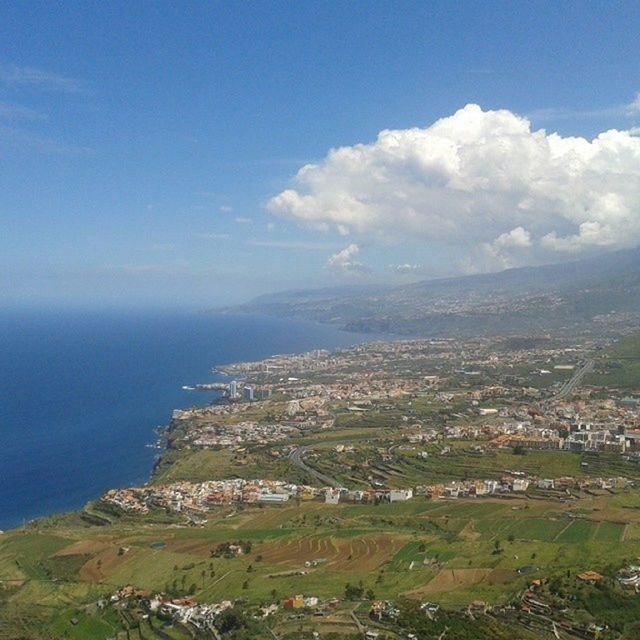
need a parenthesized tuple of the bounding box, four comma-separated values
(257, 493, 290, 503)
(389, 489, 413, 502)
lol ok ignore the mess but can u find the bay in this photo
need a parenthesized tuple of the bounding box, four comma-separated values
(0, 310, 375, 530)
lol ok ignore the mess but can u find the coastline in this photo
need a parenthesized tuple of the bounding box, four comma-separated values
(0, 311, 377, 531)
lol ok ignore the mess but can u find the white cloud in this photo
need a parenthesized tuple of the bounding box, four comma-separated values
(0, 63, 82, 92)
(0, 124, 92, 156)
(626, 93, 640, 116)
(192, 232, 230, 240)
(0, 101, 45, 121)
(393, 263, 423, 273)
(248, 239, 340, 251)
(493, 226, 532, 248)
(326, 243, 369, 274)
(529, 92, 640, 123)
(234, 217, 252, 224)
(480, 226, 533, 269)
(268, 104, 640, 268)
(219, 205, 233, 213)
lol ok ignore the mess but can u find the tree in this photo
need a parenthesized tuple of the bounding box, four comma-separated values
(217, 607, 248, 634)
(344, 582, 364, 600)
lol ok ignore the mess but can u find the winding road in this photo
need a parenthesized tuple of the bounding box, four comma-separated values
(288, 445, 340, 488)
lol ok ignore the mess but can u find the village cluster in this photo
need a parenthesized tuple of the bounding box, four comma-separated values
(101, 337, 640, 523)
(101, 468, 633, 516)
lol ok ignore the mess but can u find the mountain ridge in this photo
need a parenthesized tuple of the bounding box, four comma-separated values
(229, 247, 640, 337)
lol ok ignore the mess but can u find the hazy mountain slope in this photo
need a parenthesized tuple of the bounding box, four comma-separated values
(231, 248, 640, 337)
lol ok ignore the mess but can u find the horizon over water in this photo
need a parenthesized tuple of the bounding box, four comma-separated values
(0, 309, 379, 530)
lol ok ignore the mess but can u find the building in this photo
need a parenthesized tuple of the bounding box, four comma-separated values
(325, 489, 340, 504)
(512, 478, 529, 492)
(228, 380, 238, 399)
(283, 594, 305, 609)
(389, 489, 413, 502)
(243, 386, 254, 402)
(577, 571, 603, 584)
(257, 493, 289, 503)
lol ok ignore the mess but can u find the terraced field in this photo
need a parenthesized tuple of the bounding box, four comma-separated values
(258, 532, 410, 571)
(3, 490, 640, 638)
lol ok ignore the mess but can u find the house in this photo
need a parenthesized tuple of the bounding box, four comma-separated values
(389, 489, 413, 502)
(577, 571, 604, 583)
(512, 478, 529, 492)
(258, 493, 290, 504)
(283, 594, 305, 609)
(325, 489, 340, 504)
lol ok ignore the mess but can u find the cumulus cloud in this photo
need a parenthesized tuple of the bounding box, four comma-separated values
(481, 226, 533, 269)
(326, 244, 369, 274)
(268, 104, 640, 268)
(493, 226, 532, 248)
(393, 263, 423, 273)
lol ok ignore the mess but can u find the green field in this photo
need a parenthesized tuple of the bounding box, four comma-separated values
(3, 488, 640, 638)
(555, 519, 597, 543)
(593, 521, 626, 542)
(586, 334, 640, 389)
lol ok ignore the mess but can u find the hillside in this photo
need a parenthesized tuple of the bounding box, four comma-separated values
(231, 247, 640, 337)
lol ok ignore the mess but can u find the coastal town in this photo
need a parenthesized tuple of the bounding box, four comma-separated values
(7, 334, 640, 640)
(103, 336, 640, 523)
(102, 471, 633, 518)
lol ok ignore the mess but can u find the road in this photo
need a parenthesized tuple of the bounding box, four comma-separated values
(552, 359, 594, 401)
(288, 445, 340, 488)
(349, 608, 365, 638)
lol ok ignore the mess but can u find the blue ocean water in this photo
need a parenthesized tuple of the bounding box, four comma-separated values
(0, 310, 375, 530)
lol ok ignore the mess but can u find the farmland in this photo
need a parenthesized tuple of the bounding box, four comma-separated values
(2, 488, 640, 638)
(3, 334, 640, 639)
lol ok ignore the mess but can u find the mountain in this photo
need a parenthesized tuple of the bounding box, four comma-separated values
(230, 247, 640, 337)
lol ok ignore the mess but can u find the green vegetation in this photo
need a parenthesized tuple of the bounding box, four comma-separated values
(5, 333, 640, 638)
(3, 489, 640, 637)
(587, 333, 640, 389)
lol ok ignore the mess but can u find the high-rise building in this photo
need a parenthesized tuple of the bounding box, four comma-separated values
(228, 380, 238, 399)
(243, 386, 254, 402)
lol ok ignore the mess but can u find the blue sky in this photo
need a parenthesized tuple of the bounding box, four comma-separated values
(1, 1, 640, 309)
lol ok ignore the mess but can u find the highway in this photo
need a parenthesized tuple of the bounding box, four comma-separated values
(552, 359, 595, 401)
(287, 444, 340, 488)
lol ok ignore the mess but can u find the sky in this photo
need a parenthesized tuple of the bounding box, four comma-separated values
(1, 1, 639, 309)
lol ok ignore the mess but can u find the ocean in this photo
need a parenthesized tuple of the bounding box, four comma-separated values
(0, 310, 376, 530)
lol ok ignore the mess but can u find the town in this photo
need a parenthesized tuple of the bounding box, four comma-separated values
(5, 333, 640, 640)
